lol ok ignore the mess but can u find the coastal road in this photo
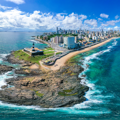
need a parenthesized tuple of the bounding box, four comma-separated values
(46, 37, 117, 71)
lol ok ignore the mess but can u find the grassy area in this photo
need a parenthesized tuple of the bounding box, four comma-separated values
(13, 47, 55, 65)
(70, 72, 77, 76)
(35, 91, 44, 97)
(66, 57, 77, 66)
(56, 52, 62, 55)
(58, 87, 78, 96)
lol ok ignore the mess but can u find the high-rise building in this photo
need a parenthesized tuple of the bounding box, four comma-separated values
(54, 36, 59, 44)
(59, 35, 63, 43)
(56, 27, 58, 34)
(78, 34, 83, 39)
(63, 36, 76, 49)
(75, 36, 78, 43)
(96, 32, 99, 36)
(88, 34, 92, 38)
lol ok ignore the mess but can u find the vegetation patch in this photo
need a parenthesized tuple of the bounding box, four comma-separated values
(58, 87, 78, 96)
(66, 57, 77, 66)
(70, 72, 77, 76)
(35, 91, 44, 97)
(58, 91, 78, 96)
(56, 52, 62, 55)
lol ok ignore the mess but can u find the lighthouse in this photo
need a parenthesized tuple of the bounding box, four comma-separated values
(32, 42, 35, 51)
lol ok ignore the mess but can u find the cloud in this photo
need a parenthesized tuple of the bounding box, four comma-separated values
(100, 13, 109, 18)
(79, 14, 87, 20)
(114, 26, 119, 29)
(1, 6, 119, 31)
(6, 0, 25, 4)
(0, 9, 87, 31)
(98, 18, 102, 21)
(56, 13, 65, 20)
(0, 4, 12, 10)
(62, 13, 84, 29)
(84, 19, 97, 27)
(108, 27, 112, 30)
(101, 19, 120, 27)
(115, 15, 119, 19)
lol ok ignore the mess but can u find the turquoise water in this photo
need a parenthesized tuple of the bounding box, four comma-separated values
(0, 33, 120, 120)
(0, 32, 46, 54)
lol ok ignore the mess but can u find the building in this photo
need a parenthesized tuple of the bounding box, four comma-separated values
(92, 36, 98, 41)
(78, 34, 83, 39)
(24, 42, 44, 56)
(102, 29, 104, 35)
(59, 35, 63, 43)
(88, 34, 92, 38)
(75, 36, 78, 43)
(54, 36, 59, 44)
(56, 27, 58, 34)
(92, 32, 95, 36)
(63, 36, 76, 49)
(84, 37, 89, 42)
(96, 32, 99, 36)
(43, 36, 48, 40)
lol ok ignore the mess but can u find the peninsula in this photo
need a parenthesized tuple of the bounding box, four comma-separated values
(0, 28, 119, 108)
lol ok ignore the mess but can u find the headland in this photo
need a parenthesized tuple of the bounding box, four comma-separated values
(0, 36, 118, 108)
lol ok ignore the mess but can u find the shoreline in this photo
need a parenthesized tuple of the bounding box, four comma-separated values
(0, 36, 118, 108)
(35, 38, 51, 47)
(46, 37, 118, 71)
(0, 50, 89, 108)
(0, 61, 89, 108)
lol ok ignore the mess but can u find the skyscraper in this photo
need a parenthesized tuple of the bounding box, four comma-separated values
(56, 27, 58, 34)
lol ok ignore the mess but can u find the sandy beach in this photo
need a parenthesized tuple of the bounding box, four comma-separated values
(40, 37, 118, 71)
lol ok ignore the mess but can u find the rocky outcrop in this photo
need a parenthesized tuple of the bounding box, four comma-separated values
(0, 64, 89, 108)
(0, 88, 38, 105)
(5, 51, 33, 66)
(15, 68, 42, 76)
(0, 65, 14, 74)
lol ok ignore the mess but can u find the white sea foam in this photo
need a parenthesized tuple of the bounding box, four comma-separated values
(74, 40, 118, 111)
(0, 71, 13, 89)
(30, 40, 41, 43)
(0, 54, 9, 63)
(0, 54, 8, 58)
(0, 40, 117, 116)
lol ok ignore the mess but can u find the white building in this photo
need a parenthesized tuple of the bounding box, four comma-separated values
(88, 34, 92, 38)
(92, 36, 98, 41)
(78, 34, 83, 39)
(75, 36, 78, 43)
(63, 36, 76, 49)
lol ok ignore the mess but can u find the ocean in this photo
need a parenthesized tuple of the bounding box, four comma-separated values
(0, 32, 120, 120)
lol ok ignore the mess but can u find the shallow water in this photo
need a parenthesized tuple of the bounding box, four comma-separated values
(0, 33, 120, 120)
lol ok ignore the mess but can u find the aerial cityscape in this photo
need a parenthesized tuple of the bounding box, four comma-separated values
(0, 0, 120, 120)
(32, 28, 119, 68)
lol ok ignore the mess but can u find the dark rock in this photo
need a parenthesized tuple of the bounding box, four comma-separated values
(82, 74, 86, 77)
(1, 85, 8, 89)
(0, 88, 39, 105)
(1, 53, 89, 108)
(0, 65, 14, 74)
(15, 68, 42, 76)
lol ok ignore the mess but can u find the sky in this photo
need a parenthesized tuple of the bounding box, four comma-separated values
(0, 0, 120, 31)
